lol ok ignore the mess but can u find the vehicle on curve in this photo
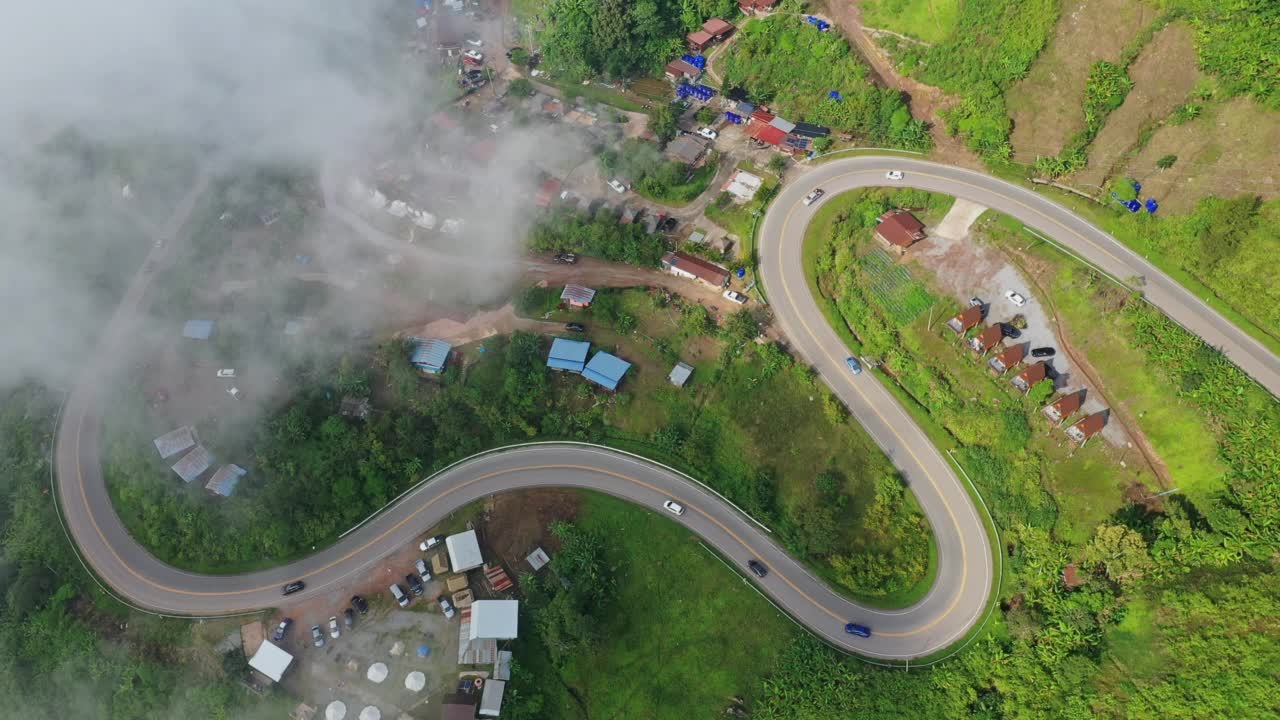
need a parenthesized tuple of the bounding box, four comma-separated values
(407, 573, 425, 597)
(1031, 347, 1056, 358)
(663, 500, 685, 516)
(282, 580, 305, 596)
(419, 535, 444, 552)
(272, 618, 292, 642)
(1005, 290, 1027, 307)
(565, 322, 586, 333)
(343, 608, 355, 628)
(886, 170, 904, 180)
(608, 179, 629, 194)
(438, 595, 456, 619)
(845, 356, 863, 375)
(310, 625, 325, 648)
(351, 595, 369, 615)
(328, 616, 340, 639)
(844, 622, 872, 638)
(697, 127, 718, 140)
(723, 290, 748, 305)
(803, 188, 825, 206)
(415, 558, 432, 581)
(390, 583, 410, 608)
(747, 559, 768, 578)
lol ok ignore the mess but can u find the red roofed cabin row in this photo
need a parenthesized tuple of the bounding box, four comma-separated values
(738, 0, 779, 13)
(875, 210, 926, 253)
(687, 18, 734, 51)
(661, 251, 730, 288)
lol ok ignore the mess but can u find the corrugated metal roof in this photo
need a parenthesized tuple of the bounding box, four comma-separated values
(171, 445, 213, 483)
(154, 426, 198, 459)
(582, 352, 632, 391)
(205, 464, 247, 496)
(560, 285, 596, 305)
(411, 338, 453, 372)
(182, 320, 215, 340)
(768, 116, 796, 132)
(547, 338, 591, 372)
(668, 362, 693, 387)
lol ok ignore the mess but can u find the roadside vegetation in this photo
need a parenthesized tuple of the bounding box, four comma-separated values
(718, 14, 930, 150)
(528, 209, 669, 265)
(0, 385, 287, 719)
(598, 138, 721, 205)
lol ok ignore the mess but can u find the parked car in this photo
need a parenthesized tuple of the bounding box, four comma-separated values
(1000, 323, 1021, 339)
(1005, 290, 1027, 307)
(747, 560, 768, 578)
(343, 608, 355, 628)
(968, 297, 983, 308)
(463, 49, 484, 62)
(608, 179, 629, 194)
(723, 290, 748, 305)
(845, 356, 863, 375)
(886, 170, 904, 180)
(406, 573, 425, 597)
(351, 595, 369, 615)
(389, 583, 410, 608)
(553, 252, 577, 264)
(697, 127, 718, 140)
(803, 188, 825, 206)
(845, 622, 872, 638)
(663, 500, 685, 516)
(216, 368, 236, 378)
(565, 322, 586, 333)
(419, 535, 444, 552)
(310, 625, 325, 648)
(328, 616, 340, 639)
(1031, 347, 1056, 358)
(415, 558, 432, 581)
(272, 618, 293, 642)
(438, 595, 456, 619)
(282, 580, 306, 596)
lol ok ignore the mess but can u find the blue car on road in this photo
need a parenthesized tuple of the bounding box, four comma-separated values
(845, 357, 862, 375)
(845, 622, 872, 638)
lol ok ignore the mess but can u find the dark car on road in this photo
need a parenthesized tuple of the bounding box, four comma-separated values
(406, 573, 425, 597)
(351, 595, 369, 615)
(747, 560, 768, 578)
(845, 622, 872, 638)
(272, 618, 293, 642)
(282, 580, 306, 596)
(565, 323, 585, 332)
(1031, 347, 1056, 358)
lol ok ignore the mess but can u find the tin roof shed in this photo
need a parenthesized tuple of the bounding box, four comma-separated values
(205, 464, 247, 496)
(547, 338, 591, 372)
(583, 351, 632, 391)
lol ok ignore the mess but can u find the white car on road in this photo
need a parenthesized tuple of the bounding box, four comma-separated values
(1005, 290, 1027, 307)
(803, 188, 825, 206)
(216, 368, 236, 378)
(663, 500, 685, 516)
(697, 127, 718, 140)
(886, 170, 904, 180)
(608, 179, 629, 194)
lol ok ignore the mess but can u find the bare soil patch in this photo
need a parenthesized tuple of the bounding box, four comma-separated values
(480, 488, 581, 572)
(1130, 96, 1280, 212)
(1075, 23, 1200, 189)
(1007, 0, 1158, 159)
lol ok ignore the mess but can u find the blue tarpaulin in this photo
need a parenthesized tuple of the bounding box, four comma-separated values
(725, 112, 744, 124)
(1145, 198, 1158, 214)
(828, 90, 842, 102)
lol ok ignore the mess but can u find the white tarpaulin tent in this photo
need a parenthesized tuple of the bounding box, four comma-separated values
(405, 671, 426, 692)
(247, 639, 293, 682)
(325, 701, 347, 720)
(469, 600, 519, 640)
(446, 530, 484, 572)
(359, 707, 381, 720)
(366, 663, 389, 683)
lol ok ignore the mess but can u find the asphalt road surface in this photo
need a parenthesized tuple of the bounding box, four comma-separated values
(53, 156, 1279, 661)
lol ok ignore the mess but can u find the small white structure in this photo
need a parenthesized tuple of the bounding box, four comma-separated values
(526, 547, 550, 571)
(447, 530, 484, 572)
(480, 679, 506, 717)
(359, 707, 381, 720)
(469, 600, 519, 640)
(495, 650, 513, 681)
(247, 640, 294, 682)
(405, 671, 427, 692)
(366, 662, 389, 683)
(387, 200, 409, 218)
(722, 169, 764, 202)
(325, 701, 347, 720)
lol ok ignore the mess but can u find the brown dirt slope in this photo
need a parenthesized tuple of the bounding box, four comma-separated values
(1007, 0, 1159, 161)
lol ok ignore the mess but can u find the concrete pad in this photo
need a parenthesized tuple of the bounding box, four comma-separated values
(931, 198, 988, 241)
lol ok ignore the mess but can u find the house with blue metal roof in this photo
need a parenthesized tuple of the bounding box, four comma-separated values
(411, 338, 454, 374)
(582, 351, 632, 391)
(182, 320, 215, 340)
(547, 338, 591, 373)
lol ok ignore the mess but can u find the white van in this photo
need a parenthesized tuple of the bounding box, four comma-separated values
(390, 583, 410, 608)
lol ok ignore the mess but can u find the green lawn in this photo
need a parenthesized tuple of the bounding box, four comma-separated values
(861, 0, 962, 45)
(633, 154, 721, 207)
(518, 491, 799, 720)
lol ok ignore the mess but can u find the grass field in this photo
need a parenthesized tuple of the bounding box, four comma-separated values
(860, 0, 961, 45)
(516, 491, 800, 720)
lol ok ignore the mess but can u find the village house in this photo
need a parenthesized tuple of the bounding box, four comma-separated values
(1066, 411, 1108, 446)
(664, 59, 701, 81)
(1011, 360, 1048, 393)
(968, 325, 1002, 355)
(665, 134, 710, 165)
(988, 343, 1026, 375)
(947, 305, 983, 334)
(661, 251, 730, 288)
(875, 210, 927, 252)
(1042, 390, 1084, 425)
(560, 284, 596, 308)
(738, 0, 779, 14)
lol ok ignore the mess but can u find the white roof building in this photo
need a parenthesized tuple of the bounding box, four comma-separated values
(480, 679, 506, 717)
(248, 640, 294, 682)
(468, 600, 519, 640)
(447, 530, 484, 572)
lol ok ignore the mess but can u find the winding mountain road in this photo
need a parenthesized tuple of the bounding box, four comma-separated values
(53, 157, 1278, 662)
